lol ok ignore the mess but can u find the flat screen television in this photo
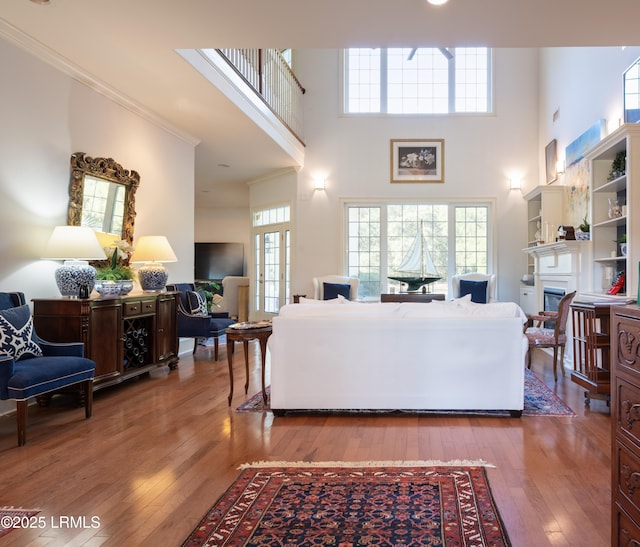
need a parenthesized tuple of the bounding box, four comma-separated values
(194, 242, 244, 281)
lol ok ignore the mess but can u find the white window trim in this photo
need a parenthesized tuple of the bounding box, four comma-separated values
(340, 197, 498, 296)
(339, 48, 495, 117)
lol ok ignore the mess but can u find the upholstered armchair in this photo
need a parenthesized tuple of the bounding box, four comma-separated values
(450, 273, 497, 303)
(0, 292, 95, 446)
(218, 276, 250, 321)
(166, 283, 235, 360)
(312, 275, 360, 301)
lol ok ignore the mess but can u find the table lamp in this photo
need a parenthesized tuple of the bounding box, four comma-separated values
(41, 226, 107, 297)
(130, 235, 177, 291)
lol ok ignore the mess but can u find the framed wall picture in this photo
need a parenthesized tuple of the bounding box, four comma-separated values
(545, 139, 558, 184)
(390, 139, 444, 183)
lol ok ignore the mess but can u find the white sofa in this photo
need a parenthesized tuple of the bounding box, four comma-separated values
(268, 297, 528, 416)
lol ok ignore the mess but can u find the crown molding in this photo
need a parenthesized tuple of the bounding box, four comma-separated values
(0, 17, 200, 146)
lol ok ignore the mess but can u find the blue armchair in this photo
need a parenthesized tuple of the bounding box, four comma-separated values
(166, 283, 235, 360)
(0, 292, 96, 446)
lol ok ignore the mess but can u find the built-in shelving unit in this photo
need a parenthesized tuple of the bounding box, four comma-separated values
(586, 124, 640, 298)
(523, 185, 566, 274)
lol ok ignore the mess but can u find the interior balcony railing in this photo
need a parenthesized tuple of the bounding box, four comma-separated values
(217, 49, 306, 145)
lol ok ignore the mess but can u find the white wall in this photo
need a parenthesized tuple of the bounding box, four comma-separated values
(195, 206, 251, 275)
(289, 49, 539, 303)
(0, 37, 195, 413)
(537, 46, 640, 185)
(0, 36, 195, 300)
(537, 46, 640, 228)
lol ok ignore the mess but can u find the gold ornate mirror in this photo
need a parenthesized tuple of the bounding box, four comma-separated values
(67, 153, 140, 244)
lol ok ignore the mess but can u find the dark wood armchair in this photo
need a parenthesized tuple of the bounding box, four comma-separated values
(524, 291, 576, 381)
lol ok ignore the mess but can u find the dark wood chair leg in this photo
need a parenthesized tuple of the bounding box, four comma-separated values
(527, 347, 532, 369)
(552, 346, 559, 381)
(214, 337, 219, 361)
(84, 380, 93, 419)
(16, 399, 27, 446)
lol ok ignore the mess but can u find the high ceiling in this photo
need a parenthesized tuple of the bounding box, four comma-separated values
(1, 0, 639, 207)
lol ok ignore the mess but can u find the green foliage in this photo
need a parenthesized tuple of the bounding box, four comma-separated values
(612, 150, 626, 174)
(96, 264, 134, 280)
(579, 217, 590, 232)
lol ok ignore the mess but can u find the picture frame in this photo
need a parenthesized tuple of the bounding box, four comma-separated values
(545, 139, 558, 184)
(390, 139, 444, 183)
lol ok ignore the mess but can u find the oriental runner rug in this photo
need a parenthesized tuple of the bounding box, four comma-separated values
(182, 461, 511, 547)
(236, 368, 576, 416)
(0, 507, 41, 538)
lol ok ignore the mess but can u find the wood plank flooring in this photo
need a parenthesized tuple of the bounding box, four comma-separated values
(0, 343, 612, 546)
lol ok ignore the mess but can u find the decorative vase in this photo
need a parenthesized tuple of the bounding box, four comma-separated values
(117, 280, 134, 295)
(621, 243, 628, 257)
(94, 280, 134, 296)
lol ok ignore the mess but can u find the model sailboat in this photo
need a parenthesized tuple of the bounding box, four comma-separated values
(387, 222, 441, 292)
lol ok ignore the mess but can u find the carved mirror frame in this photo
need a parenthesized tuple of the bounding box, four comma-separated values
(67, 152, 140, 244)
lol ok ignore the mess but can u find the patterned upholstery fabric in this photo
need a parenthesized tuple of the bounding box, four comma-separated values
(0, 304, 42, 361)
(187, 290, 208, 316)
(525, 327, 567, 346)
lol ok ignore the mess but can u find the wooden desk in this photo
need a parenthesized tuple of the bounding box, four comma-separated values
(225, 325, 272, 406)
(571, 301, 611, 405)
(380, 293, 446, 303)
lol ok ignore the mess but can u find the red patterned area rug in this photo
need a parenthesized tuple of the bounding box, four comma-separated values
(182, 461, 511, 547)
(0, 507, 41, 538)
(236, 368, 576, 417)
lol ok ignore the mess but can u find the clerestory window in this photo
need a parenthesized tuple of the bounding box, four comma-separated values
(344, 48, 492, 115)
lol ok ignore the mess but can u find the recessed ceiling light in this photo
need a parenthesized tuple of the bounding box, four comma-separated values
(217, 163, 230, 168)
(427, 0, 448, 5)
(30, 0, 51, 5)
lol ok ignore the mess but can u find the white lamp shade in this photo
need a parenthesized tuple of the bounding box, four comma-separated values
(130, 236, 177, 264)
(41, 226, 107, 260)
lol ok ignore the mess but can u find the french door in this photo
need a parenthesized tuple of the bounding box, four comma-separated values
(253, 225, 290, 319)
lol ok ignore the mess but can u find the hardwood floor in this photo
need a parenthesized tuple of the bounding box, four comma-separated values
(0, 343, 611, 546)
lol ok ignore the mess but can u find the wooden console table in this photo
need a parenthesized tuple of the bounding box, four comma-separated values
(571, 301, 611, 405)
(33, 292, 179, 390)
(380, 293, 445, 303)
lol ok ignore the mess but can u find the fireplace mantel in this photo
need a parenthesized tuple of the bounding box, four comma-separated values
(522, 239, 592, 368)
(522, 240, 589, 259)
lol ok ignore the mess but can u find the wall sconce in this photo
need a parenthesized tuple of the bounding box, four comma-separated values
(556, 159, 565, 176)
(510, 178, 522, 190)
(41, 226, 107, 297)
(313, 176, 326, 190)
(130, 235, 177, 291)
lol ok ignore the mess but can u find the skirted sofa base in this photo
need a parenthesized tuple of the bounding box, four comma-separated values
(268, 298, 528, 416)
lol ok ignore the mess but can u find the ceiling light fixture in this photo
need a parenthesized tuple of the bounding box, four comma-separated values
(30, 0, 51, 5)
(427, 0, 448, 5)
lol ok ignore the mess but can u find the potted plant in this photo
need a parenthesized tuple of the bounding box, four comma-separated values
(609, 150, 626, 181)
(615, 233, 628, 257)
(95, 240, 135, 295)
(577, 217, 590, 240)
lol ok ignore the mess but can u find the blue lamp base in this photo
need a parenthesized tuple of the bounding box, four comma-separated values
(55, 260, 97, 297)
(138, 263, 168, 291)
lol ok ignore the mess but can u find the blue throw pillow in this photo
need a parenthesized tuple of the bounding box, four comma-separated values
(459, 279, 488, 304)
(323, 282, 351, 300)
(0, 304, 43, 361)
(187, 290, 208, 316)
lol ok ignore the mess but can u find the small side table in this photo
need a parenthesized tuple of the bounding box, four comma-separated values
(225, 325, 272, 406)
